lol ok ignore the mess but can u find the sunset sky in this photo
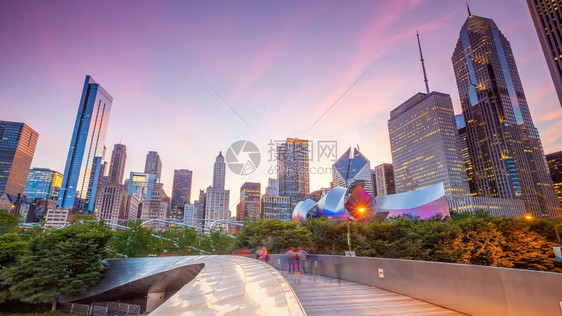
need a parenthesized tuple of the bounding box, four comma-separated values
(1, 0, 561, 214)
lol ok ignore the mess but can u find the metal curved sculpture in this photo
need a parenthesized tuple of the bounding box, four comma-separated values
(292, 198, 318, 223)
(374, 182, 450, 219)
(293, 185, 375, 222)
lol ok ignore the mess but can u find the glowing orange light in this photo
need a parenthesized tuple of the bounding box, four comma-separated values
(525, 214, 533, 220)
(358, 208, 365, 213)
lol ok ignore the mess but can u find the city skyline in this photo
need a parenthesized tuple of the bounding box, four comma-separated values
(2, 1, 562, 215)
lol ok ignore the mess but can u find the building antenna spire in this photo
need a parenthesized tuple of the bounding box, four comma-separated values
(416, 30, 430, 94)
(467, 2, 472, 16)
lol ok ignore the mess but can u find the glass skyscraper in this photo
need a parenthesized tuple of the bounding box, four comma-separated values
(452, 11, 560, 217)
(24, 168, 63, 200)
(388, 92, 470, 196)
(277, 138, 310, 207)
(58, 75, 112, 211)
(527, 0, 562, 108)
(332, 147, 375, 197)
(170, 169, 193, 220)
(0, 121, 38, 197)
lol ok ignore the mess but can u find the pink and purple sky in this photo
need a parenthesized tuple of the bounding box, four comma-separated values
(1, 0, 561, 214)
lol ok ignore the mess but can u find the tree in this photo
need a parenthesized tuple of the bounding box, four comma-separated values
(1, 220, 112, 311)
(108, 220, 165, 257)
(0, 210, 18, 234)
(160, 226, 201, 255)
(237, 219, 312, 253)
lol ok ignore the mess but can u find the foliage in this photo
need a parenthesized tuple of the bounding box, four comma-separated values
(199, 229, 237, 255)
(236, 212, 562, 273)
(0, 210, 19, 234)
(1, 221, 112, 309)
(237, 219, 312, 253)
(108, 220, 166, 257)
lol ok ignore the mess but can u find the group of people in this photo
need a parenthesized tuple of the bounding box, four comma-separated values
(286, 247, 308, 274)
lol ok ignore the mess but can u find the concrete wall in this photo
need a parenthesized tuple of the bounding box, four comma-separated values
(268, 254, 562, 316)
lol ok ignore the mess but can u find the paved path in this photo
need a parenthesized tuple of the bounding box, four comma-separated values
(281, 272, 464, 316)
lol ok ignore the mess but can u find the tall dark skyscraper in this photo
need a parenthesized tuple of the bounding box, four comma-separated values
(144, 151, 162, 180)
(546, 151, 562, 203)
(108, 144, 126, 184)
(527, 0, 562, 107)
(277, 138, 310, 207)
(58, 75, 112, 211)
(170, 169, 193, 220)
(452, 10, 560, 217)
(0, 121, 38, 196)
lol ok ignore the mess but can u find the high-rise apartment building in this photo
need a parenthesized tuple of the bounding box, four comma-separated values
(0, 121, 38, 197)
(170, 169, 193, 220)
(58, 76, 112, 211)
(388, 92, 470, 196)
(546, 151, 562, 203)
(213, 152, 226, 190)
(23, 168, 62, 200)
(373, 163, 396, 196)
(332, 147, 374, 197)
(527, 0, 562, 107)
(144, 151, 162, 180)
(452, 11, 560, 217)
(108, 144, 126, 184)
(278, 138, 310, 207)
(261, 195, 291, 221)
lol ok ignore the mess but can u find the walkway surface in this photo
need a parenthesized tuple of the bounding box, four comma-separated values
(281, 272, 464, 316)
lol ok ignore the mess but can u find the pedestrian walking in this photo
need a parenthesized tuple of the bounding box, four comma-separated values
(298, 247, 308, 274)
(286, 248, 295, 274)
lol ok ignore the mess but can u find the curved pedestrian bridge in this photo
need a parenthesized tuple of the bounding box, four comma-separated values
(63, 255, 305, 315)
(282, 273, 461, 315)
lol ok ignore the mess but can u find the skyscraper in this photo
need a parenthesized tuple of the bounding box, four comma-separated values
(452, 10, 560, 217)
(527, 0, 562, 107)
(170, 169, 193, 220)
(388, 92, 470, 196)
(373, 163, 396, 196)
(58, 75, 112, 211)
(0, 121, 38, 197)
(213, 152, 225, 190)
(546, 151, 562, 203)
(144, 151, 162, 180)
(205, 152, 230, 229)
(261, 195, 291, 221)
(236, 182, 261, 221)
(93, 182, 127, 225)
(265, 178, 279, 195)
(456, 114, 477, 195)
(24, 168, 63, 200)
(127, 172, 156, 202)
(108, 144, 126, 184)
(332, 147, 374, 197)
(240, 182, 260, 202)
(277, 138, 310, 207)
